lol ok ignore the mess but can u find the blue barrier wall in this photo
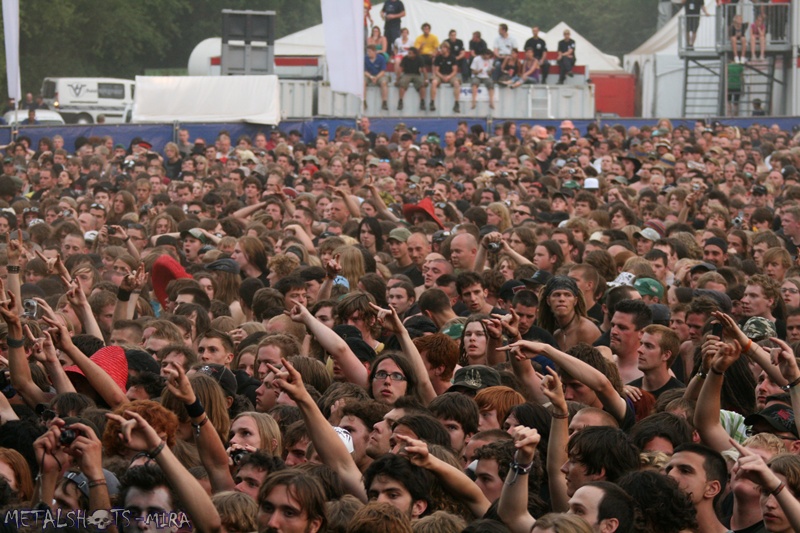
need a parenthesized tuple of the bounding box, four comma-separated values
(4, 116, 798, 154)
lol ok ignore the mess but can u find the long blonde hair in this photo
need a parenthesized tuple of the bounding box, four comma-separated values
(487, 202, 512, 232)
(232, 412, 282, 456)
(335, 245, 366, 290)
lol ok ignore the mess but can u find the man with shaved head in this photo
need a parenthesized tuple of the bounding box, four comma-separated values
(449, 233, 478, 271)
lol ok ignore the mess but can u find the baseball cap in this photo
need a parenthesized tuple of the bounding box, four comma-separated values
(180, 228, 208, 244)
(744, 404, 799, 438)
(634, 227, 661, 243)
(690, 262, 717, 275)
(741, 317, 777, 341)
(499, 280, 526, 302)
(634, 278, 664, 300)
(195, 363, 238, 398)
(388, 228, 412, 242)
(584, 177, 599, 190)
(607, 272, 636, 288)
(442, 322, 464, 340)
(521, 270, 553, 289)
(448, 365, 501, 394)
(649, 304, 670, 325)
(206, 258, 241, 275)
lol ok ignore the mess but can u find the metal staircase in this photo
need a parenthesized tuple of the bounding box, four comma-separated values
(682, 58, 724, 116)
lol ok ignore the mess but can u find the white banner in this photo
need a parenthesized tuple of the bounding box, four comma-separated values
(2, 0, 20, 101)
(133, 76, 281, 125)
(321, 0, 363, 98)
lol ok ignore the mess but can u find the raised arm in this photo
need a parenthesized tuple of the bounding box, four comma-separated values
(732, 438, 800, 530)
(540, 367, 570, 512)
(695, 338, 744, 451)
(6, 232, 24, 316)
(107, 410, 222, 533)
(164, 362, 235, 492)
(330, 187, 361, 218)
(0, 282, 48, 406)
(366, 183, 401, 223)
(771, 337, 800, 438)
(496, 313, 548, 404)
(716, 311, 786, 386)
(270, 358, 367, 502)
(232, 201, 267, 220)
(45, 316, 127, 409)
(399, 434, 491, 518)
(28, 326, 75, 395)
(114, 265, 147, 323)
(64, 279, 105, 342)
(511, 340, 627, 422)
(283, 224, 317, 255)
(498, 426, 541, 533)
(288, 302, 368, 388)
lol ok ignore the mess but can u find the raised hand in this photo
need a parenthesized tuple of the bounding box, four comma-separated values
(6, 231, 24, 265)
(510, 425, 541, 465)
(396, 434, 434, 469)
(325, 257, 342, 279)
(163, 362, 196, 405)
(770, 337, 800, 384)
(106, 410, 162, 452)
(286, 301, 311, 323)
(267, 358, 307, 403)
(711, 339, 742, 374)
(120, 263, 147, 292)
(482, 317, 503, 340)
(370, 302, 403, 334)
(0, 279, 19, 328)
(493, 308, 520, 340)
(33, 418, 70, 474)
(730, 438, 782, 491)
(539, 367, 568, 414)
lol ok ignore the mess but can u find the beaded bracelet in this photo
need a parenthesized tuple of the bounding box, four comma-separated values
(147, 441, 166, 460)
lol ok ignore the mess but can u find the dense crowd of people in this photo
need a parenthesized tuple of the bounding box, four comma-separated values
(0, 115, 797, 533)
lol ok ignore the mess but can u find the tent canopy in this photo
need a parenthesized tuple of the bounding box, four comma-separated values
(276, 0, 623, 72)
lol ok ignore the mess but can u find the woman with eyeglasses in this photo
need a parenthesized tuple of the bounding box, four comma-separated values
(367, 352, 421, 405)
(780, 278, 800, 309)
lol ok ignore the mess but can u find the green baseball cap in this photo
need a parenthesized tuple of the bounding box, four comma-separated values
(633, 277, 664, 299)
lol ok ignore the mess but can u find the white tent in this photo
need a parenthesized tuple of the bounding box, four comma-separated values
(275, 0, 624, 73)
(623, 0, 718, 117)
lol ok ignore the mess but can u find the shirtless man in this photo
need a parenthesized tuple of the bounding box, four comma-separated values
(537, 276, 600, 351)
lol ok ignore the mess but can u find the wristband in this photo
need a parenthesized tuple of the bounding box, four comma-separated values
(192, 415, 209, 438)
(551, 411, 569, 419)
(185, 398, 205, 418)
(771, 481, 786, 497)
(510, 460, 534, 475)
(710, 367, 724, 376)
(6, 265, 19, 274)
(7, 337, 23, 349)
(147, 441, 166, 460)
(696, 370, 708, 380)
(117, 288, 132, 302)
(744, 339, 753, 354)
(88, 479, 107, 488)
(782, 376, 800, 392)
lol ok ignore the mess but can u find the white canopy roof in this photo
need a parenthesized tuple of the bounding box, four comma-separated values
(276, 0, 623, 72)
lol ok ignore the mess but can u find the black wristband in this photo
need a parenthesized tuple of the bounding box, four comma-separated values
(7, 337, 23, 349)
(185, 398, 205, 418)
(6, 265, 19, 274)
(117, 288, 132, 302)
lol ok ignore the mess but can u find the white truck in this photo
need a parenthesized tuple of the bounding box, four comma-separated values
(40, 77, 135, 124)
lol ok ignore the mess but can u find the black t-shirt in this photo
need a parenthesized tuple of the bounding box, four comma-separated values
(469, 38, 488, 56)
(389, 262, 424, 286)
(685, 1, 702, 15)
(627, 376, 685, 399)
(524, 37, 547, 60)
(381, 0, 405, 31)
(558, 39, 576, 61)
(447, 38, 465, 59)
(400, 54, 423, 75)
(587, 302, 603, 325)
(434, 54, 457, 76)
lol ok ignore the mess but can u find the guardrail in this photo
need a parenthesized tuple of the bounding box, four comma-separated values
(677, 3, 792, 55)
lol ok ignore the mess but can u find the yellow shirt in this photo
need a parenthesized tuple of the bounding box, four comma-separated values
(414, 33, 440, 56)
